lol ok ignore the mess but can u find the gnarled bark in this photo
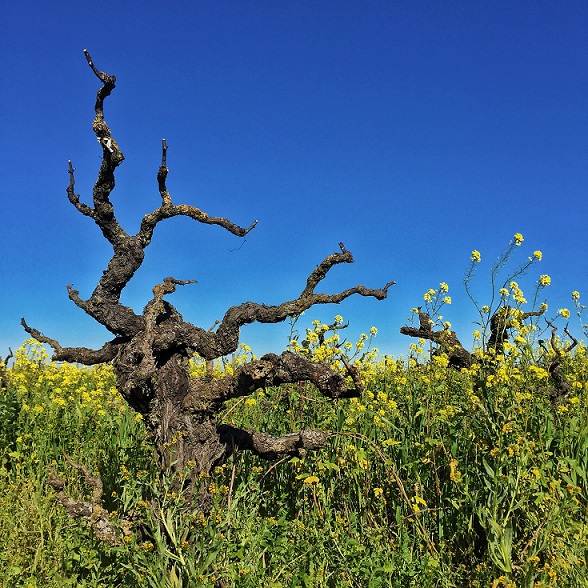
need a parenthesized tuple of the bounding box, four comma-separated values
(540, 323, 577, 405)
(487, 305, 546, 354)
(400, 310, 471, 369)
(22, 51, 393, 514)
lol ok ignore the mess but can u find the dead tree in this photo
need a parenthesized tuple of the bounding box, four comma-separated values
(540, 323, 577, 406)
(22, 51, 393, 497)
(487, 305, 545, 354)
(400, 310, 471, 369)
(400, 304, 548, 369)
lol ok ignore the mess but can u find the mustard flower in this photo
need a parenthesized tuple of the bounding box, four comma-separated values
(303, 476, 319, 484)
(499, 288, 510, 297)
(443, 296, 451, 304)
(370, 326, 378, 336)
(513, 233, 524, 246)
(443, 321, 451, 330)
(439, 282, 449, 293)
(572, 291, 580, 300)
(473, 330, 481, 339)
(482, 305, 490, 313)
(558, 308, 571, 319)
(533, 250, 542, 260)
(540, 302, 548, 312)
(471, 250, 481, 263)
(539, 275, 551, 287)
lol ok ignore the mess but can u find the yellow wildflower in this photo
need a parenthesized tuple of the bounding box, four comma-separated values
(539, 275, 551, 287)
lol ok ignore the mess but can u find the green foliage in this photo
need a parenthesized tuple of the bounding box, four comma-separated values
(1, 237, 587, 587)
(2, 332, 587, 587)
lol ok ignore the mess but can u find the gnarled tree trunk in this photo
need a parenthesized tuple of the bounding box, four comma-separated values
(22, 51, 394, 509)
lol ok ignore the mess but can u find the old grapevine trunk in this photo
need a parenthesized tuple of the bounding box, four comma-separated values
(22, 51, 394, 499)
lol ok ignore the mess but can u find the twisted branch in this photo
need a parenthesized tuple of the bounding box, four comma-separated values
(47, 453, 127, 546)
(20, 318, 122, 364)
(400, 310, 471, 369)
(183, 350, 362, 413)
(218, 426, 330, 460)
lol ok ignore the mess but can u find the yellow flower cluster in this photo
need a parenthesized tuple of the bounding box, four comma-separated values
(190, 343, 257, 379)
(11, 339, 122, 417)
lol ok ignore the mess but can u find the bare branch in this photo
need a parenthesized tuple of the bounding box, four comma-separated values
(138, 139, 258, 247)
(67, 282, 145, 337)
(0, 348, 13, 390)
(20, 318, 62, 351)
(218, 425, 330, 460)
(183, 350, 361, 413)
(540, 321, 577, 405)
(21, 318, 121, 364)
(47, 453, 127, 546)
(66, 161, 95, 218)
(197, 246, 394, 360)
(400, 310, 471, 369)
(488, 305, 547, 353)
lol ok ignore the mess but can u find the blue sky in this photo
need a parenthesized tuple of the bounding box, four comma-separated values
(2, 1, 587, 358)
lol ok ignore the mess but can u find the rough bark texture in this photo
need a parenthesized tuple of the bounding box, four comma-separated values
(487, 306, 546, 355)
(22, 52, 393, 512)
(46, 453, 131, 546)
(400, 310, 472, 369)
(541, 323, 577, 405)
(400, 305, 548, 370)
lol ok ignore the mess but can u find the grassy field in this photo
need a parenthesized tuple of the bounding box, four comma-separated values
(1, 316, 587, 587)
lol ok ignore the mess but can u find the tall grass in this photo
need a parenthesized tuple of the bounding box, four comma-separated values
(1, 330, 586, 587)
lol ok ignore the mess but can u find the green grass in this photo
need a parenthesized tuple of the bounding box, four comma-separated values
(1, 337, 587, 587)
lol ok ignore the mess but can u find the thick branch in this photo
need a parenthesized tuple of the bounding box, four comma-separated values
(183, 350, 361, 412)
(218, 425, 330, 460)
(67, 282, 145, 337)
(400, 310, 471, 369)
(543, 323, 577, 405)
(488, 306, 546, 354)
(83, 49, 126, 244)
(60, 51, 143, 335)
(21, 318, 122, 364)
(47, 453, 125, 546)
(189, 245, 394, 359)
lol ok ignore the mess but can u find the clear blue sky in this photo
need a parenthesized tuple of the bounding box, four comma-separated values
(2, 1, 587, 358)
